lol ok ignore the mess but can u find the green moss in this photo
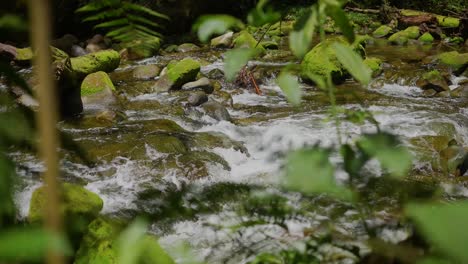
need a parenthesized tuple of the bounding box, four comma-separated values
(364, 57, 382, 76)
(166, 58, 200, 89)
(80, 71, 115, 96)
(404, 26, 420, 39)
(419, 32, 434, 43)
(301, 38, 363, 84)
(388, 31, 409, 45)
(437, 16, 460, 28)
(372, 25, 392, 38)
(233, 30, 265, 56)
(422, 70, 442, 80)
(75, 217, 174, 264)
(437, 51, 468, 71)
(71, 50, 120, 79)
(15, 46, 67, 62)
(29, 183, 103, 224)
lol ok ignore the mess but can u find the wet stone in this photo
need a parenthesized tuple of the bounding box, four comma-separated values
(202, 100, 232, 122)
(182, 77, 214, 94)
(188, 91, 208, 106)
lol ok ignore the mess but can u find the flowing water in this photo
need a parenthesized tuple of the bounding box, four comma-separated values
(11, 41, 468, 263)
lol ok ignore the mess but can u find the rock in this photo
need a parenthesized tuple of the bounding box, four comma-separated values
(14, 46, 68, 65)
(71, 50, 121, 79)
(416, 70, 449, 92)
(439, 141, 467, 175)
(164, 44, 179, 53)
(363, 57, 383, 77)
(233, 31, 265, 56)
(154, 58, 200, 92)
(437, 16, 460, 28)
(182, 77, 214, 93)
(372, 25, 393, 38)
(132, 64, 161, 80)
(81, 71, 117, 106)
(71, 45, 87, 57)
(188, 91, 208, 106)
(422, 89, 437, 97)
(301, 38, 364, 84)
(201, 100, 231, 121)
(75, 217, 174, 264)
(29, 183, 103, 243)
(404, 26, 420, 39)
(51, 34, 78, 54)
(177, 43, 200, 52)
(418, 32, 434, 44)
(87, 34, 105, 45)
(435, 51, 468, 75)
(86, 43, 106, 53)
(388, 26, 420, 45)
(206, 68, 224, 79)
(125, 37, 161, 60)
(450, 83, 468, 97)
(211, 31, 234, 48)
(436, 91, 451, 98)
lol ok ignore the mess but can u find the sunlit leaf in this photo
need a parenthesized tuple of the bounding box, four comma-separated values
(194, 15, 244, 43)
(276, 71, 301, 106)
(224, 48, 256, 81)
(333, 43, 371, 85)
(406, 201, 468, 262)
(326, 5, 355, 43)
(117, 218, 148, 264)
(284, 147, 352, 200)
(0, 228, 71, 261)
(357, 133, 412, 178)
(247, 0, 281, 27)
(289, 8, 317, 59)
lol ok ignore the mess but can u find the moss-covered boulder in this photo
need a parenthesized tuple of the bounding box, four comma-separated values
(372, 25, 392, 38)
(154, 58, 201, 92)
(81, 71, 115, 96)
(211, 31, 234, 48)
(388, 26, 420, 45)
(436, 51, 468, 75)
(177, 43, 200, 52)
(416, 70, 449, 92)
(71, 50, 120, 79)
(75, 217, 174, 264)
(437, 16, 460, 28)
(14, 46, 69, 65)
(364, 57, 383, 77)
(418, 32, 434, 44)
(233, 30, 265, 56)
(301, 38, 364, 84)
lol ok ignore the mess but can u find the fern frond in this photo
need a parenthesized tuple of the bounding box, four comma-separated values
(76, 0, 119, 13)
(134, 25, 163, 38)
(105, 25, 133, 38)
(83, 9, 124, 22)
(94, 18, 129, 29)
(123, 3, 170, 20)
(127, 14, 162, 29)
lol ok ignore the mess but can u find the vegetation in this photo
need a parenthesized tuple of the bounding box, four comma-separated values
(0, 0, 467, 263)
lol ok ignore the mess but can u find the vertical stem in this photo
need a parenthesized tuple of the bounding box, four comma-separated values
(28, 0, 63, 264)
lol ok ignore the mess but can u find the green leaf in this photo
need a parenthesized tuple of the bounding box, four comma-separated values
(117, 218, 148, 264)
(276, 71, 301, 106)
(289, 8, 317, 59)
(123, 2, 170, 20)
(0, 228, 71, 261)
(94, 18, 129, 29)
(333, 43, 372, 85)
(0, 14, 27, 32)
(406, 201, 468, 262)
(194, 15, 245, 43)
(340, 144, 369, 178)
(247, 0, 281, 27)
(357, 133, 412, 178)
(326, 5, 355, 43)
(224, 48, 256, 81)
(284, 147, 352, 200)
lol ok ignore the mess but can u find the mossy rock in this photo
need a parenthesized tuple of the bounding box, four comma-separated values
(416, 70, 449, 92)
(372, 25, 392, 38)
(404, 26, 420, 39)
(436, 51, 468, 74)
(418, 32, 434, 43)
(81, 71, 115, 96)
(364, 57, 383, 77)
(301, 38, 364, 84)
(233, 30, 265, 56)
(388, 31, 409, 45)
(75, 217, 174, 264)
(437, 16, 460, 28)
(15, 46, 68, 64)
(165, 58, 201, 90)
(132, 64, 161, 80)
(71, 50, 120, 79)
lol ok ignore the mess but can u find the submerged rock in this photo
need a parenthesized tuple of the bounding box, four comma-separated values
(71, 50, 121, 79)
(202, 100, 232, 121)
(154, 58, 201, 92)
(188, 91, 209, 106)
(416, 70, 449, 92)
(177, 43, 200, 52)
(75, 217, 174, 264)
(182, 77, 214, 94)
(211, 31, 234, 48)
